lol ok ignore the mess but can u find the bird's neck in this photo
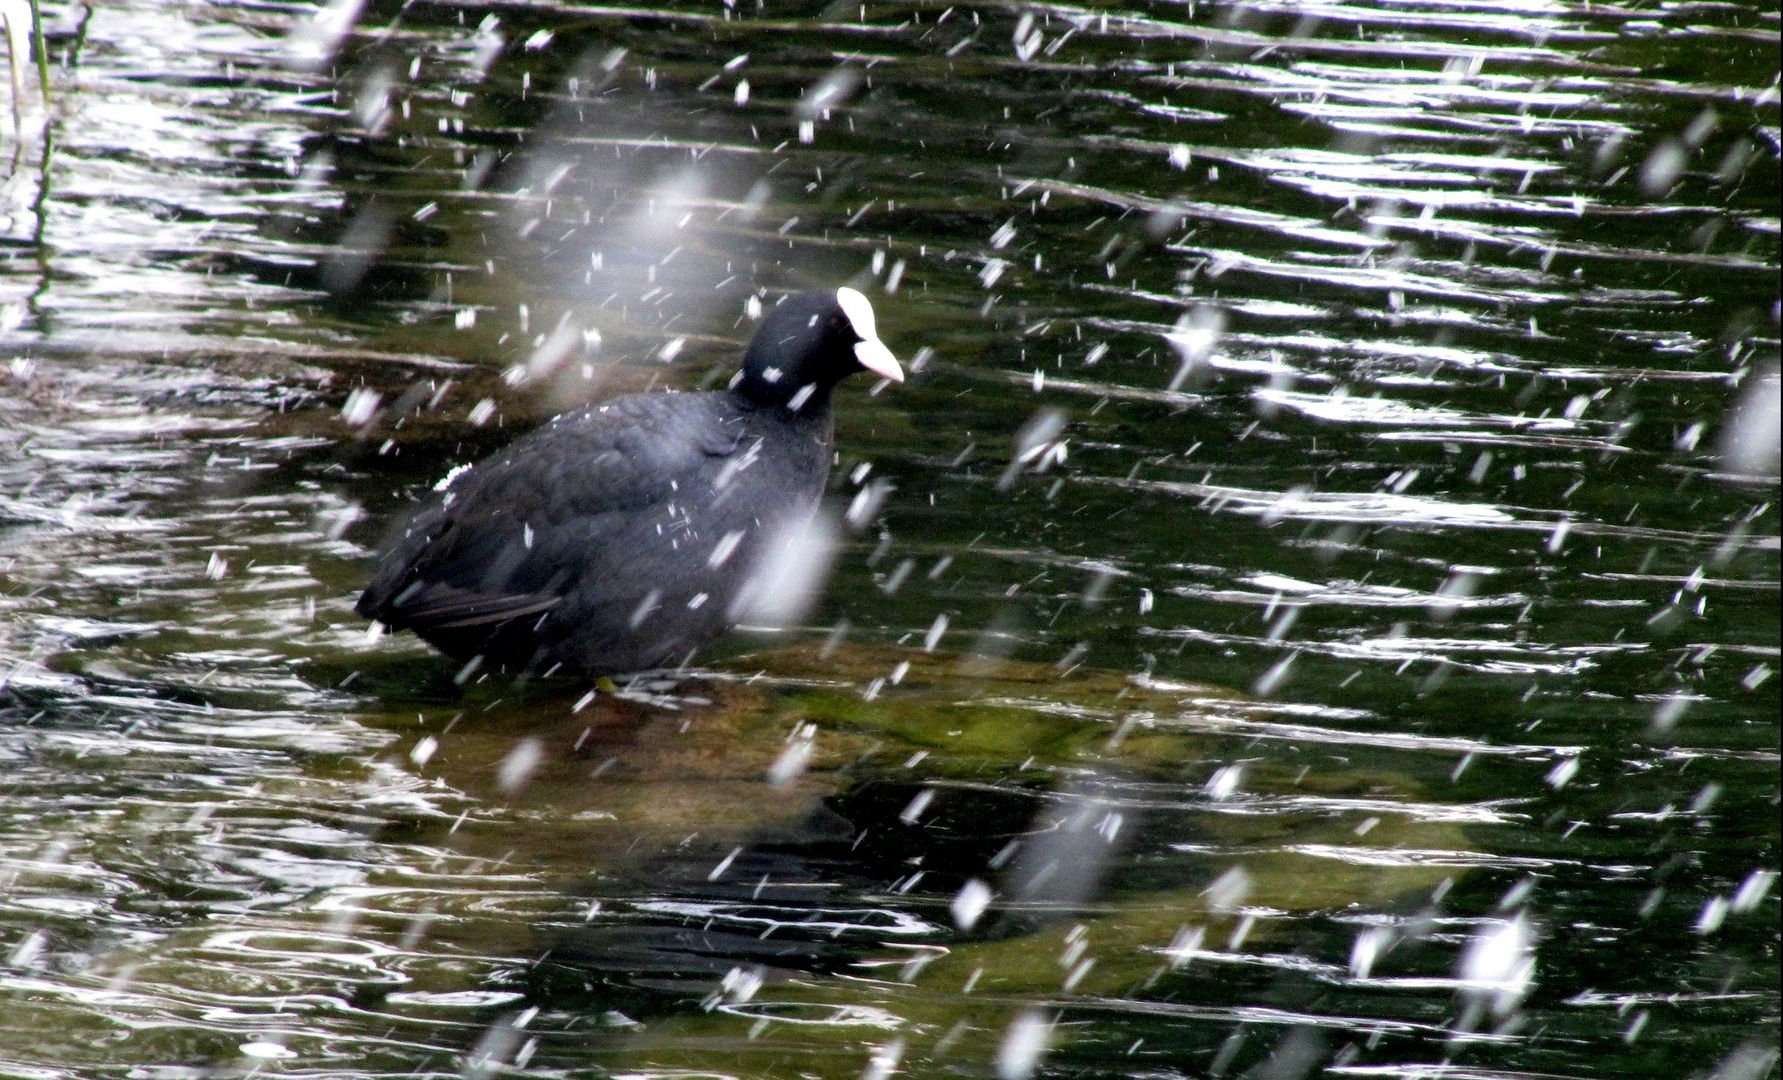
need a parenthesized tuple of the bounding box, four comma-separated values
(728, 382, 837, 418)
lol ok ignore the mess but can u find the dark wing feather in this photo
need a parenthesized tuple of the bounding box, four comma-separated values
(356, 393, 744, 639)
(373, 582, 562, 630)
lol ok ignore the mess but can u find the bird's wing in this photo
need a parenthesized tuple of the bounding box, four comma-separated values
(371, 582, 564, 630)
(357, 394, 745, 633)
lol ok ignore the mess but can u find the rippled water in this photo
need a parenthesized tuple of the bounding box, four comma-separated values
(0, 0, 1777, 1077)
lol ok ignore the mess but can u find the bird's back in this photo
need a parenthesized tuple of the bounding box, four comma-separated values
(357, 389, 832, 675)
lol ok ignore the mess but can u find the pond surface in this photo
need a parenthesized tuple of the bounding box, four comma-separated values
(0, 0, 1777, 1077)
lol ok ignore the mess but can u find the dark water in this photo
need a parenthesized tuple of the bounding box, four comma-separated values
(0, 0, 1777, 1077)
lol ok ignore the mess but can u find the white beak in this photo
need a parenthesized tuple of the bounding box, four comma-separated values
(837, 286, 904, 383)
(854, 337, 903, 382)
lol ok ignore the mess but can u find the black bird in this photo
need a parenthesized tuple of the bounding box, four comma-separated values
(356, 288, 903, 676)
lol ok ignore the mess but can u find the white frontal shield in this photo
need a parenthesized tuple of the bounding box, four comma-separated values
(837, 287, 904, 382)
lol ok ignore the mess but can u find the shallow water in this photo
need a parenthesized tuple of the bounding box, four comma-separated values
(0, 0, 1777, 1077)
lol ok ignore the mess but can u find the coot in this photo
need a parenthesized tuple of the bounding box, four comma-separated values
(356, 287, 903, 676)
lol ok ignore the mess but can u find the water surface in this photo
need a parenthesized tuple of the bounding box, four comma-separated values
(0, 0, 1777, 1077)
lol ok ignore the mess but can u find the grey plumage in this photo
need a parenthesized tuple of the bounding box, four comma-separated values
(355, 288, 900, 676)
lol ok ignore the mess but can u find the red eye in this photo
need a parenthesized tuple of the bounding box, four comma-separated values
(829, 316, 842, 328)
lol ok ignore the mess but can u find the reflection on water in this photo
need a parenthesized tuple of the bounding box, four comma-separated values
(0, 0, 1777, 1077)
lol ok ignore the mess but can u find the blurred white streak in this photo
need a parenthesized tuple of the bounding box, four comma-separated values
(352, 63, 397, 134)
(952, 879, 993, 929)
(1165, 305, 1225, 391)
(1350, 926, 1391, 978)
(1007, 783, 1127, 908)
(707, 846, 741, 881)
(464, 1014, 525, 1077)
(708, 530, 746, 569)
(1012, 13, 1043, 61)
(732, 511, 838, 627)
(996, 1010, 1051, 1080)
(718, 964, 763, 1004)
(322, 501, 364, 538)
(467, 15, 504, 81)
(321, 200, 395, 294)
(283, 0, 367, 71)
(767, 723, 815, 788)
(497, 737, 543, 793)
(1705, 1043, 1780, 1080)
(1650, 691, 1694, 734)
(899, 789, 933, 824)
(1245, 1027, 1326, 1080)
(1637, 141, 1685, 196)
(1146, 205, 1186, 238)
(1164, 925, 1205, 968)
(860, 1039, 903, 1080)
(794, 66, 860, 120)
(507, 317, 581, 386)
(1458, 913, 1535, 1016)
(0, 0, 34, 127)
(846, 479, 892, 527)
(923, 614, 949, 652)
(1731, 870, 1776, 913)
(635, 166, 707, 240)
(1082, 567, 1114, 606)
(1717, 364, 1779, 477)
(7, 930, 45, 967)
(1203, 865, 1252, 913)
(1204, 764, 1243, 801)
(1427, 568, 1488, 623)
(1253, 651, 1296, 696)
(340, 387, 380, 425)
(999, 408, 1067, 490)
(1696, 895, 1729, 934)
(1546, 517, 1571, 553)
(461, 148, 495, 191)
